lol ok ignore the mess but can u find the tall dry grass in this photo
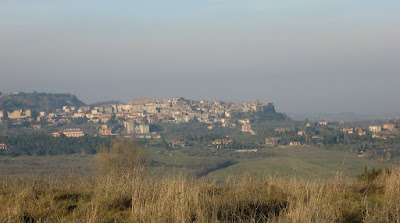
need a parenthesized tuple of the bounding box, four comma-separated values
(0, 138, 399, 222)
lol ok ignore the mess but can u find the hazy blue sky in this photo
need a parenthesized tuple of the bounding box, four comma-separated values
(1, 1, 399, 113)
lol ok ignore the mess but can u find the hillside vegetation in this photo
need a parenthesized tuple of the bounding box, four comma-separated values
(0, 134, 111, 156)
(0, 92, 85, 112)
(0, 138, 399, 222)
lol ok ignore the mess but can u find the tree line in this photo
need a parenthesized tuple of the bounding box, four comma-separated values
(0, 134, 112, 156)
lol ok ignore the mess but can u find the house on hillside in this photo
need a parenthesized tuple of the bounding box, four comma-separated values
(358, 131, 367, 136)
(383, 123, 396, 131)
(171, 140, 185, 148)
(341, 128, 354, 134)
(369, 125, 382, 133)
(0, 143, 9, 150)
(211, 139, 233, 145)
(52, 129, 85, 138)
(265, 137, 281, 145)
(52, 132, 62, 137)
(63, 129, 85, 137)
(241, 123, 256, 135)
(99, 125, 113, 136)
(135, 124, 150, 134)
(297, 131, 306, 136)
(318, 121, 328, 126)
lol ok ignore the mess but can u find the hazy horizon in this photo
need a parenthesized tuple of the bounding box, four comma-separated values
(1, 1, 399, 114)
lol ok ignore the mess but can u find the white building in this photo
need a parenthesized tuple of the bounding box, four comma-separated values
(124, 120, 135, 134)
(369, 125, 382, 133)
(135, 124, 150, 134)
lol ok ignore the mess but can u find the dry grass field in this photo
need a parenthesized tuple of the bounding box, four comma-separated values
(0, 139, 399, 222)
(0, 154, 95, 177)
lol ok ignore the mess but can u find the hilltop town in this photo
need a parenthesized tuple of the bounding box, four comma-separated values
(0, 92, 399, 161)
(0, 92, 278, 138)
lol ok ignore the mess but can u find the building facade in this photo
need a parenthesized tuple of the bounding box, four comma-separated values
(369, 125, 382, 133)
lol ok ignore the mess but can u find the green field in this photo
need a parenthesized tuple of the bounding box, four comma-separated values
(0, 145, 394, 180)
(207, 146, 393, 180)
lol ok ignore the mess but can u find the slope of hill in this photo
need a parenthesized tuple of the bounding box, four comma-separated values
(0, 92, 86, 112)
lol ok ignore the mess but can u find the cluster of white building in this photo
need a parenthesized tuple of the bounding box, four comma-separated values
(2, 97, 274, 138)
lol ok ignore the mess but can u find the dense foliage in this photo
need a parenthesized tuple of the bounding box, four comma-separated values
(0, 92, 85, 112)
(0, 134, 111, 156)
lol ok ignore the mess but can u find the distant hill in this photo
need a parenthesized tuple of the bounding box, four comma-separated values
(0, 92, 86, 112)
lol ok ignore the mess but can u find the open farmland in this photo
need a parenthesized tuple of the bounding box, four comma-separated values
(0, 145, 393, 180)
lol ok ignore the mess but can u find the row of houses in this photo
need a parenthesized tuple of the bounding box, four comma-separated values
(52, 129, 85, 138)
(340, 123, 397, 138)
(265, 137, 302, 146)
(341, 127, 367, 136)
(369, 123, 396, 133)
